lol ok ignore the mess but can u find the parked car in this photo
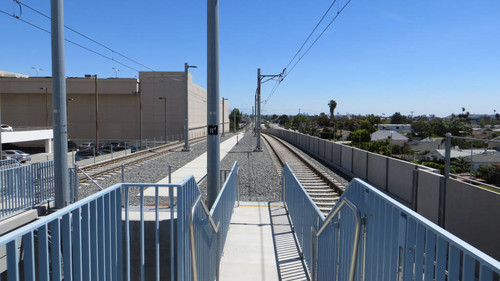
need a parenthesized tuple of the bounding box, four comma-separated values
(79, 142, 95, 150)
(0, 124, 13, 132)
(75, 149, 105, 161)
(2, 150, 31, 163)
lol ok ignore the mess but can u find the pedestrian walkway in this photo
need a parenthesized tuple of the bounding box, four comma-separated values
(143, 132, 244, 197)
(219, 202, 280, 281)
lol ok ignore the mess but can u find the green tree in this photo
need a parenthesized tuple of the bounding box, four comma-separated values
(317, 112, 330, 126)
(412, 121, 432, 138)
(229, 108, 242, 131)
(349, 129, 371, 144)
(391, 112, 407, 124)
(328, 100, 337, 118)
(277, 114, 289, 125)
(430, 118, 447, 136)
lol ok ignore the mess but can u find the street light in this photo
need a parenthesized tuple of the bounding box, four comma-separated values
(32, 67, 43, 76)
(85, 74, 99, 152)
(221, 97, 228, 137)
(66, 98, 74, 131)
(112, 67, 120, 78)
(133, 79, 142, 149)
(159, 97, 167, 144)
(40, 87, 49, 127)
(183, 62, 197, 151)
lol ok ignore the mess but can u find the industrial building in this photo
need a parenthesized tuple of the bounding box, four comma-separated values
(0, 70, 229, 146)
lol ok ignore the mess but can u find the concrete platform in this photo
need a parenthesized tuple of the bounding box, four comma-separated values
(143, 132, 244, 197)
(219, 202, 280, 281)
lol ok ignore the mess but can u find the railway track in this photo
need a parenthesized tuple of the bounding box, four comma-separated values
(262, 133, 347, 215)
(78, 137, 206, 183)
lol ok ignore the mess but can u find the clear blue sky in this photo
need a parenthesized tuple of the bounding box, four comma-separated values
(1, 0, 499, 117)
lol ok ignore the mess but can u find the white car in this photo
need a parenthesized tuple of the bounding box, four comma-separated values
(0, 124, 13, 132)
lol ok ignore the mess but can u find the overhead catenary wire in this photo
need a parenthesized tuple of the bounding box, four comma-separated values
(262, 0, 353, 106)
(2, 1, 154, 72)
(15, 0, 155, 71)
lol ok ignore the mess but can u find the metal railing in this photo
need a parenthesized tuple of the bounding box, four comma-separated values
(282, 164, 500, 280)
(189, 161, 239, 281)
(0, 175, 205, 281)
(0, 160, 77, 219)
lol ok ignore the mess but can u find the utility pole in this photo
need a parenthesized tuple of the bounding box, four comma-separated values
(93, 75, 99, 152)
(233, 108, 236, 133)
(183, 63, 197, 151)
(159, 97, 167, 143)
(255, 68, 285, 151)
(207, 0, 221, 208)
(221, 97, 228, 137)
(51, 0, 70, 208)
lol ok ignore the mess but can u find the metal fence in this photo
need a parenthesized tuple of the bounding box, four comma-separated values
(282, 163, 500, 281)
(0, 162, 239, 281)
(0, 161, 78, 219)
(189, 162, 239, 281)
(267, 128, 500, 260)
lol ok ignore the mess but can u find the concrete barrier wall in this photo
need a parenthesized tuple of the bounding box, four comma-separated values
(367, 152, 387, 189)
(387, 158, 415, 204)
(352, 148, 368, 180)
(445, 179, 500, 260)
(341, 146, 352, 171)
(264, 128, 500, 260)
(416, 170, 441, 224)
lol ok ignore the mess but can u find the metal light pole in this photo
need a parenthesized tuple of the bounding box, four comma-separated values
(207, 0, 220, 208)
(32, 66, 43, 77)
(86, 74, 99, 151)
(159, 97, 167, 144)
(66, 98, 74, 131)
(112, 67, 120, 78)
(134, 79, 142, 149)
(51, 0, 70, 208)
(233, 108, 236, 133)
(40, 87, 49, 127)
(183, 62, 197, 151)
(221, 97, 228, 137)
(256, 69, 262, 150)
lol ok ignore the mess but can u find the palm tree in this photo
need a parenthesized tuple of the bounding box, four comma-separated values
(328, 100, 337, 140)
(328, 100, 337, 118)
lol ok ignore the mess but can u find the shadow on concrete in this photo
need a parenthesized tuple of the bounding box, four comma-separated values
(268, 202, 310, 281)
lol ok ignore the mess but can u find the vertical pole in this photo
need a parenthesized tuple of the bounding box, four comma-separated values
(137, 79, 143, 150)
(94, 75, 99, 152)
(444, 133, 451, 179)
(207, 0, 220, 208)
(256, 68, 262, 151)
(183, 63, 191, 151)
(0, 94, 2, 157)
(51, 0, 70, 208)
(252, 106, 255, 135)
(222, 98, 225, 137)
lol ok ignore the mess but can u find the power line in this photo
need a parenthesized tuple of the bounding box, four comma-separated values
(285, 0, 352, 78)
(283, 0, 339, 71)
(0, 7, 142, 72)
(263, 0, 353, 105)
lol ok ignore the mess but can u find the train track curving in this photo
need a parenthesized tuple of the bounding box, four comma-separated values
(78, 137, 207, 184)
(262, 133, 348, 215)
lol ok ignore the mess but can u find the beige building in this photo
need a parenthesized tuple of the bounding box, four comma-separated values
(0, 71, 229, 145)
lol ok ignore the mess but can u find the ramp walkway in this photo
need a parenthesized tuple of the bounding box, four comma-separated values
(220, 202, 308, 281)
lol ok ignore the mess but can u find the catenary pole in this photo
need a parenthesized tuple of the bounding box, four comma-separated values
(256, 68, 262, 151)
(51, 0, 70, 208)
(207, 0, 220, 208)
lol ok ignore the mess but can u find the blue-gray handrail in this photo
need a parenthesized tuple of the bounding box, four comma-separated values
(311, 197, 362, 281)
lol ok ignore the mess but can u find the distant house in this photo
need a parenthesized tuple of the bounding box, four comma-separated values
(377, 124, 411, 133)
(427, 149, 497, 162)
(488, 136, 500, 150)
(466, 152, 500, 170)
(371, 130, 408, 147)
(409, 137, 444, 152)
